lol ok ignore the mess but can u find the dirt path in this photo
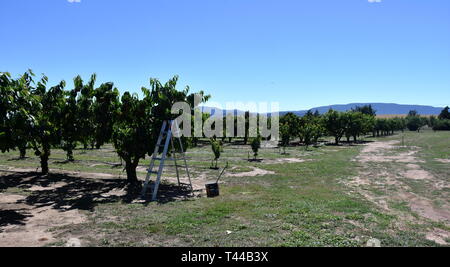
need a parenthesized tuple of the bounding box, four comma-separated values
(0, 192, 86, 247)
(346, 140, 450, 245)
(226, 166, 275, 178)
(0, 171, 129, 247)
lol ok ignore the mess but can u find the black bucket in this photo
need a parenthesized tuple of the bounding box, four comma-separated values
(205, 182, 220, 198)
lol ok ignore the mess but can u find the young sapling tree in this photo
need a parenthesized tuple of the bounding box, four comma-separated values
(210, 138, 223, 169)
(250, 135, 261, 161)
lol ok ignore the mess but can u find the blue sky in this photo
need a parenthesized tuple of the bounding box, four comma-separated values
(1, 0, 449, 111)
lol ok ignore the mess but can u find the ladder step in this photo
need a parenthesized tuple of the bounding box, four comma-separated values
(147, 170, 158, 174)
(153, 157, 175, 161)
(162, 131, 181, 135)
(156, 143, 177, 148)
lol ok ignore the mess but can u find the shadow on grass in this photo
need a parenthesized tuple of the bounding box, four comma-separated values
(0, 171, 196, 226)
(147, 183, 197, 204)
(248, 159, 263, 163)
(54, 160, 74, 165)
(324, 140, 375, 147)
(7, 157, 30, 161)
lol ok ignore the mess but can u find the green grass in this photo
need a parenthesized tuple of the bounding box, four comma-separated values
(1, 131, 449, 247)
(405, 131, 450, 178)
(59, 143, 432, 246)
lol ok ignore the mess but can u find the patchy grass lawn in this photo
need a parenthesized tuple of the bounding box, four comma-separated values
(1, 132, 449, 247)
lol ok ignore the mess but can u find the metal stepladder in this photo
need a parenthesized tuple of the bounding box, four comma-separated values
(141, 120, 193, 201)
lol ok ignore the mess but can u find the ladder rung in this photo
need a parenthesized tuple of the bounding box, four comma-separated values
(162, 131, 181, 135)
(153, 157, 175, 161)
(147, 170, 158, 174)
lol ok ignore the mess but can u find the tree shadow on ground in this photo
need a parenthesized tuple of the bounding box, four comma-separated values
(50, 158, 123, 167)
(53, 160, 74, 164)
(0, 171, 197, 226)
(0, 210, 32, 231)
(144, 183, 198, 204)
(324, 140, 375, 147)
(7, 157, 30, 161)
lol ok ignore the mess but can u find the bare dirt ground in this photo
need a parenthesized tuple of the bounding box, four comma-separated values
(0, 190, 86, 247)
(226, 166, 275, 178)
(435, 159, 450, 164)
(346, 140, 450, 245)
(0, 171, 132, 247)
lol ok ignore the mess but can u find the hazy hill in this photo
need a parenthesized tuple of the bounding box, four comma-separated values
(201, 103, 445, 117)
(282, 103, 444, 116)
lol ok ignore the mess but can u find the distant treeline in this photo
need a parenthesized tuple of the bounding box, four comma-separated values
(278, 105, 450, 148)
(430, 106, 450, 131)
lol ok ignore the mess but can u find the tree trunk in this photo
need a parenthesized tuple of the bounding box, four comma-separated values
(66, 141, 74, 162)
(335, 136, 340, 145)
(40, 154, 49, 175)
(125, 160, 139, 184)
(67, 148, 74, 162)
(19, 147, 26, 159)
(353, 136, 357, 142)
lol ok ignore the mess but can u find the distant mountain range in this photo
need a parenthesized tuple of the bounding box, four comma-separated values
(282, 103, 445, 116)
(201, 103, 445, 117)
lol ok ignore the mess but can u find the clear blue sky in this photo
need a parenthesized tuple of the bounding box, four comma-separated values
(1, 0, 449, 111)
